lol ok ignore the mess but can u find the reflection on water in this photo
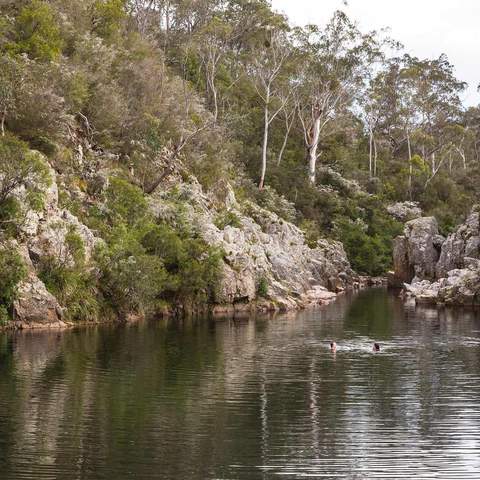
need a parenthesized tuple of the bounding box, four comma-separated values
(1, 289, 480, 479)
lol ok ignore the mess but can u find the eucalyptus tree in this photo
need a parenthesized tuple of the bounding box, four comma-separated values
(246, 27, 291, 189)
(294, 11, 382, 184)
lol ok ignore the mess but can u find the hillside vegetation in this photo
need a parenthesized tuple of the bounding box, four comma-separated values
(0, 0, 479, 323)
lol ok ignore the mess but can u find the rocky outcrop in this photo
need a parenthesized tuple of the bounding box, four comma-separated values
(4, 152, 359, 328)
(392, 217, 443, 283)
(5, 154, 101, 328)
(387, 201, 422, 222)
(392, 207, 480, 306)
(151, 178, 358, 313)
(436, 209, 480, 278)
(12, 244, 64, 328)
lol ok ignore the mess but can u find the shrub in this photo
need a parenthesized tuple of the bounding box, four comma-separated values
(0, 248, 28, 323)
(11, 0, 63, 61)
(104, 177, 148, 228)
(0, 134, 51, 234)
(37, 228, 100, 321)
(214, 210, 241, 230)
(257, 277, 268, 298)
(97, 226, 167, 314)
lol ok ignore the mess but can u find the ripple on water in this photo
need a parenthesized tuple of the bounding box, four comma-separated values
(0, 289, 480, 479)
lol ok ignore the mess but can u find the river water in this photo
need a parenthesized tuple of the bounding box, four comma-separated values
(1, 289, 480, 479)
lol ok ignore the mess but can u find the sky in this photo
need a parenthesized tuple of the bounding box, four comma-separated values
(271, 0, 480, 107)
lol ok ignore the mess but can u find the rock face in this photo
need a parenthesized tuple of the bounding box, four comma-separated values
(387, 201, 422, 222)
(4, 152, 359, 328)
(12, 244, 64, 327)
(152, 178, 358, 313)
(436, 210, 480, 278)
(392, 207, 480, 306)
(392, 217, 443, 283)
(6, 154, 101, 328)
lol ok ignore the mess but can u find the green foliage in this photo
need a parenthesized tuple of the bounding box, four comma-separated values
(10, 0, 63, 61)
(257, 277, 269, 298)
(214, 210, 241, 230)
(38, 227, 99, 321)
(0, 305, 9, 327)
(96, 226, 167, 314)
(0, 134, 51, 234)
(333, 198, 403, 276)
(92, 0, 126, 42)
(105, 177, 148, 228)
(0, 247, 28, 323)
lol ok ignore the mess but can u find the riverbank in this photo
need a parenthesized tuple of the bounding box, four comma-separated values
(3, 276, 386, 332)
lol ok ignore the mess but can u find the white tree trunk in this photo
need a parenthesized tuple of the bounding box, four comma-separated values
(259, 88, 270, 190)
(368, 128, 373, 179)
(407, 130, 413, 200)
(308, 117, 321, 184)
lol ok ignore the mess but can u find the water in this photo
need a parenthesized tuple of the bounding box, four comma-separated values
(1, 288, 480, 479)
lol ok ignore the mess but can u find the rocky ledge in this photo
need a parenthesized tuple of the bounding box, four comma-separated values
(389, 206, 480, 306)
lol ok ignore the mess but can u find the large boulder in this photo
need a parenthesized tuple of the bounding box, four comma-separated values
(395, 207, 480, 306)
(392, 217, 443, 284)
(436, 209, 480, 278)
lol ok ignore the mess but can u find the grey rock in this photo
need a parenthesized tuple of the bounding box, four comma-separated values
(392, 217, 440, 284)
(387, 201, 423, 222)
(12, 244, 64, 326)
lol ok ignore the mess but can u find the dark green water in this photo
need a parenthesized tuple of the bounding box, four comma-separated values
(1, 289, 480, 479)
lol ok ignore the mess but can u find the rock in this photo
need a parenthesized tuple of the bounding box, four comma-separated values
(12, 244, 64, 327)
(153, 180, 358, 311)
(436, 210, 480, 278)
(387, 201, 422, 222)
(394, 207, 480, 306)
(393, 217, 441, 283)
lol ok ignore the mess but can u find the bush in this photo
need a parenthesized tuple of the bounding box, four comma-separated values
(0, 134, 51, 234)
(257, 277, 268, 298)
(214, 210, 241, 230)
(10, 0, 63, 61)
(0, 248, 28, 322)
(97, 226, 167, 314)
(38, 228, 100, 321)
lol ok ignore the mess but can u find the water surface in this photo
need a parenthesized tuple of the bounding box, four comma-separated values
(1, 289, 480, 479)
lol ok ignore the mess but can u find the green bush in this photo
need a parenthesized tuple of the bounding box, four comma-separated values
(257, 277, 269, 298)
(0, 134, 51, 234)
(38, 228, 99, 321)
(0, 248, 28, 323)
(97, 226, 167, 314)
(10, 0, 63, 61)
(214, 210, 241, 230)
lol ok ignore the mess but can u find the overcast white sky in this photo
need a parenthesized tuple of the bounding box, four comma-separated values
(271, 0, 480, 106)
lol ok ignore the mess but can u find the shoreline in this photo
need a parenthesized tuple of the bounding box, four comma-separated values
(1, 277, 386, 333)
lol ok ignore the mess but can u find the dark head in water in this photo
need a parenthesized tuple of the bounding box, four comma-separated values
(373, 343, 380, 352)
(330, 341, 337, 352)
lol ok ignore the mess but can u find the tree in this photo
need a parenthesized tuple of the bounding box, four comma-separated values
(0, 57, 22, 137)
(294, 12, 382, 184)
(246, 28, 290, 189)
(11, 0, 63, 61)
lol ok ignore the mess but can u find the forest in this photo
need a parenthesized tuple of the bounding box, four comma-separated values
(0, 0, 479, 322)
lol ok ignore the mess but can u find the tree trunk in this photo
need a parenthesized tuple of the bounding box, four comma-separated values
(308, 117, 321, 184)
(0, 107, 6, 136)
(373, 137, 378, 177)
(277, 110, 294, 166)
(259, 89, 270, 190)
(407, 131, 413, 200)
(368, 127, 373, 179)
